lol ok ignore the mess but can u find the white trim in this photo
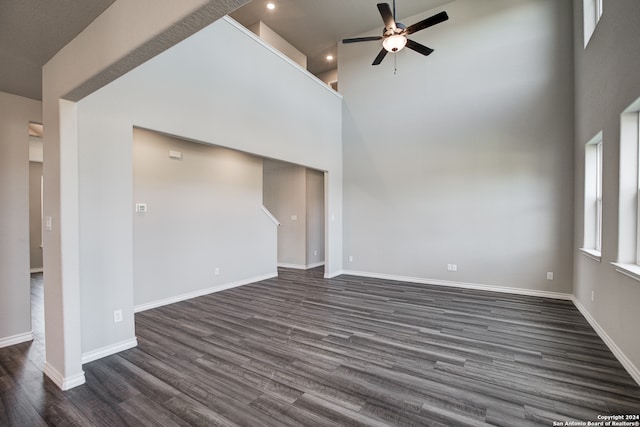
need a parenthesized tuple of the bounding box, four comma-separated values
(306, 261, 325, 269)
(224, 16, 342, 99)
(261, 206, 280, 226)
(0, 331, 34, 348)
(579, 247, 602, 262)
(341, 270, 573, 300)
(611, 262, 640, 282)
(81, 337, 138, 364)
(278, 263, 306, 270)
(30, 267, 44, 274)
(278, 262, 325, 270)
(572, 297, 640, 386)
(324, 270, 344, 279)
(43, 361, 86, 390)
(134, 272, 277, 313)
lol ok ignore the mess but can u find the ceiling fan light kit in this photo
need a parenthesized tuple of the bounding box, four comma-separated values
(383, 34, 407, 52)
(342, 1, 449, 66)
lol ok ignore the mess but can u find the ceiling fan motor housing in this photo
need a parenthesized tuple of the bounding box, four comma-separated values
(384, 22, 406, 37)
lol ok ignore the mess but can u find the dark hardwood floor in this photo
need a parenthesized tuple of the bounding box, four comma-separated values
(1, 269, 639, 426)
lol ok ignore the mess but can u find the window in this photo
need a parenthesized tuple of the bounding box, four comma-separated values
(583, 0, 604, 47)
(614, 99, 640, 281)
(581, 132, 603, 260)
(596, 140, 603, 251)
(635, 113, 640, 266)
(596, 0, 604, 20)
(636, 114, 640, 264)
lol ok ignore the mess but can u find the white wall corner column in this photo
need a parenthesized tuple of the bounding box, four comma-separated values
(41, 99, 84, 390)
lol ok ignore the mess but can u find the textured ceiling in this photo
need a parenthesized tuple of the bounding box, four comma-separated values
(0, 0, 451, 101)
(230, 0, 452, 75)
(0, 0, 116, 100)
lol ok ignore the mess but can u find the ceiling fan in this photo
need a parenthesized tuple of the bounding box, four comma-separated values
(342, 1, 449, 66)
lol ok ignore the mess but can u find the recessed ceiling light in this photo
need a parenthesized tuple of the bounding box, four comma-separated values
(266, 2, 275, 10)
(326, 55, 334, 61)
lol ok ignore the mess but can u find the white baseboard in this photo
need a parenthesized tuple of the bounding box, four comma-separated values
(30, 268, 43, 274)
(82, 337, 138, 364)
(278, 263, 307, 270)
(134, 272, 278, 313)
(0, 331, 34, 348)
(43, 361, 85, 391)
(306, 261, 325, 269)
(278, 262, 325, 270)
(572, 297, 640, 386)
(341, 270, 573, 300)
(324, 269, 344, 279)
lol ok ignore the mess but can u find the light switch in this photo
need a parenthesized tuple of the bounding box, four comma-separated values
(44, 216, 52, 231)
(169, 150, 182, 159)
(291, 215, 298, 221)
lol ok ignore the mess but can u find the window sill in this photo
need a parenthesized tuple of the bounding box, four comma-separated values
(579, 248, 602, 262)
(611, 262, 640, 282)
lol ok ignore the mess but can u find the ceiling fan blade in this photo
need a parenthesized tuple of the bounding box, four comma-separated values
(342, 36, 384, 44)
(406, 39, 434, 56)
(406, 11, 449, 35)
(372, 48, 388, 65)
(377, 3, 396, 31)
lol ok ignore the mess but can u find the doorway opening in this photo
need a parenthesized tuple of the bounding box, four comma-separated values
(263, 159, 326, 275)
(28, 122, 45, 367)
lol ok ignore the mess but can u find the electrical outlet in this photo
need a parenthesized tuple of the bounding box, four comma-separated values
(135, 203, 147, 214)
(314, 250, 318, 256)
(349, 255, 353, 263)
(591, 290, 595, 302)
(113, 309, 123, 323)
(215, 267, 220, 276)
(547, 272, 554, 280)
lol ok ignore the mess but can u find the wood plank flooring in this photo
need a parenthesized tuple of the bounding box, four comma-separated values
(1, 268, 639, 426)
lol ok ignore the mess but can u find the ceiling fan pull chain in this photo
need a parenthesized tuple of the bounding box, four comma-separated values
(394, 54, 398, 75)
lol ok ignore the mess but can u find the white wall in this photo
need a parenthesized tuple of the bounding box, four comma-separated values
(306, 168, 325, 266)
(263, 161, 326, 269)
(28, 135, 43, 271)
(264, 161, 307, 267)
(0, 91, 41, 346)
(250, 22, 308, 69)
(573, 0, 640, 382)
(317, 69, 338, 87)
(340, 0, 574, 295)
(76, 16, 342, 356)
(133, 129, 276, 307)
(29, 161, 43, 271)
